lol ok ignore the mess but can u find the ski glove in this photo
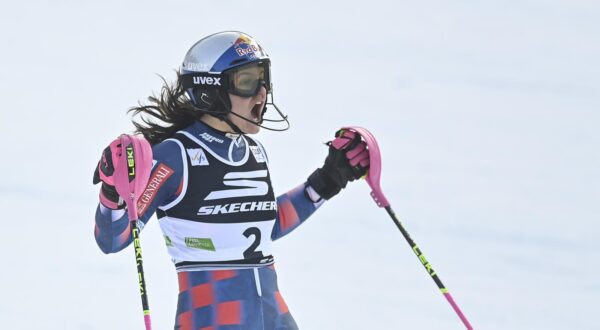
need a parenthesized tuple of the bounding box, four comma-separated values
(92, 138, 125, 209)
(307, 129, 370, 200)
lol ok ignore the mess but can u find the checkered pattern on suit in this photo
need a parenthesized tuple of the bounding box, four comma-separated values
(175, 264, 298, 330)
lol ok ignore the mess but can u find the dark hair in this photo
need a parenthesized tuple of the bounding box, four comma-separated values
(128, 73, 202, 145)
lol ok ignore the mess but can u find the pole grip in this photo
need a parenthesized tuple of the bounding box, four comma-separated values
(342, 126, 390, 207)
(112, 134, 154, 330)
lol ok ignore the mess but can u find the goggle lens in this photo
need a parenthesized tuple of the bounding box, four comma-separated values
(228, 62, 270, 97)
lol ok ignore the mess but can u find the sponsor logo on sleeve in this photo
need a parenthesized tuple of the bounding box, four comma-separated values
(136, 163, 175, 216)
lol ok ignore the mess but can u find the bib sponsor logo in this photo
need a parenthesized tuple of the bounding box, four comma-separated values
(137, 163, 174, 216)
(199, 132, 224, 144)
(198, 201, 277, 215)
(204, 170, 268, 200)
(250, 145, 266, 163)
(187, 148, 209, 166)
(184, 237, 216, 251)
(192, 76, 222, 86)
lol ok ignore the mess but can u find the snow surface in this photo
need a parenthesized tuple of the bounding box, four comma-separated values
(0, 1, 598, 329)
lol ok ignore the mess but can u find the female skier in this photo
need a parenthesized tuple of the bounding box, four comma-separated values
(93, 31, 370, 330)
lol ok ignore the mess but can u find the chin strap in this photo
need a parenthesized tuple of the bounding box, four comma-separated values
(220, 90, 290, 132)
(225, 102, 290, 132)
(260, 96, 291, 132)
(221, 116, 245, 135)
(213, 91, 245, 135)
(190, 88, 290, 133)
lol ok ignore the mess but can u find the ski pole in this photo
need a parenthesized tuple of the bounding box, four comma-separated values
(343, 126, 474, 330)
(114, 134, 154, 330)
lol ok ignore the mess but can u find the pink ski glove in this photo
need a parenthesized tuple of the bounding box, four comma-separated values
(331, 130, 370, 169)
(307, 129, 370, 200)
(93, 138, 125, 209)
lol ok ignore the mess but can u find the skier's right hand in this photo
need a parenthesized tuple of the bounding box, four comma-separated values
(93, 138, 125, 209)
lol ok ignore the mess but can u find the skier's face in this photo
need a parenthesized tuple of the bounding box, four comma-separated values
(228, 85, 267, 134)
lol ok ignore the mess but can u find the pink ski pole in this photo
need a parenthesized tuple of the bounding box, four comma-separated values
(343, 126, 474, 330)
(113, 134, 154, 330)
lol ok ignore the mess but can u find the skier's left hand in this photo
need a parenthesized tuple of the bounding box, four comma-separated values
(307, 129, 370, 200)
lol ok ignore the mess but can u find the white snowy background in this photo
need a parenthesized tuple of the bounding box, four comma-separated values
(0, 1, 598, 329)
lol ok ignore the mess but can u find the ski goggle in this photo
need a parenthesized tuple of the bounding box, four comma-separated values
(180, 60, 271, 98)
(225, 61, 271, 97)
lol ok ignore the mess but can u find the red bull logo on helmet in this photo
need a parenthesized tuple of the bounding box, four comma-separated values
(233, 36, 259, 57)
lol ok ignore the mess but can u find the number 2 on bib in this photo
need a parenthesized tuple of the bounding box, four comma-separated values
(243, 227, 264, 259)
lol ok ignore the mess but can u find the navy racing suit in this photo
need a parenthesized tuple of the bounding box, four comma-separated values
(94, 121, 324, 329)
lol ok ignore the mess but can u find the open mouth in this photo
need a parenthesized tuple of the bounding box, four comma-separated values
(251, 102, 263, 123)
